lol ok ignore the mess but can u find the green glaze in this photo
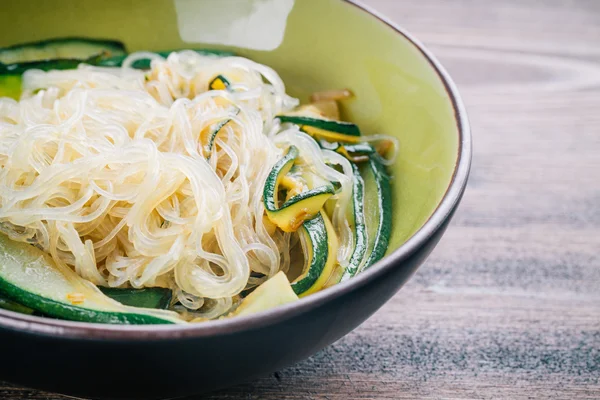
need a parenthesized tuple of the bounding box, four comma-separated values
(0, 0, 459, 265)
(0, 295, 35, 315)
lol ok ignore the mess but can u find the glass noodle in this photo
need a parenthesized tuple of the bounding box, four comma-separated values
(0, 51, 396, 319)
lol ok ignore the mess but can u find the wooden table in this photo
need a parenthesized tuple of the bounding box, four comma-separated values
(3, 0, 599, 399)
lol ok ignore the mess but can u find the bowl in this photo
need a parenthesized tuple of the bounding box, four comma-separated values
(0, 0, 471, 398)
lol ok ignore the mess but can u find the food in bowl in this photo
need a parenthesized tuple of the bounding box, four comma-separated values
(0, 38, 397, 324)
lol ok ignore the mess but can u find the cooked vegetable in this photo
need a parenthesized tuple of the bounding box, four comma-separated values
(277, 115, 361, 136)
(291, 211, 339, 297)
(0, 38, 126, 99)
(0, 234, 183, 324)
(319, 141, 375, 163)
(0, 294, 36, 315)
(97, 49, 235, 69)
(201, 106, 240, 159)
(98, 287, 172, 310)
(263, 146, 335, 232)
(208, 74, 230, 91)
(358, 156, 393, 270)
(0, 40, 397, 324)
(339, 163, 368, 281)
(230, 271, 298, 316)
(0, 37, 125, 67)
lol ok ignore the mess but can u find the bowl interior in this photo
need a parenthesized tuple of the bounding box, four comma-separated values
(0, 0, 458, 262)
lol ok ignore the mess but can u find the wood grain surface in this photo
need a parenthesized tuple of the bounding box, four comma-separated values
(2, 0, 599, 399)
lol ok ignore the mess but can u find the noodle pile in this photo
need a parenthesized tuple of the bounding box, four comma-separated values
(0, 51, 359, 318)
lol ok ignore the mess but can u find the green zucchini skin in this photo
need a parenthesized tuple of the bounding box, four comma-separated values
(0, 294, 36, 315)
(0, 38, 126, 99)
(97, 49, 235, 69)
(0, 54, 107, 99)
(263, 146, 334, 232)
(0, 234, 181, 324)
(263, 146, 299, 212)
(0, 287, 172, 316)
(0, 37, 125, 64)
(208, 74, 231, 90)
(203, 106, 240, 159)
(361, 156, 392, 269)
(339, 162, 368, 282)
(98, 287, 172, 310)
(0, 37, 126, 74)
(290, 213, 329, 295)
(0, 278, 175, 324)
(277, 115, 361, 136)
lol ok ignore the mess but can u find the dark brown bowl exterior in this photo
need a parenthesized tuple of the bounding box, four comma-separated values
(0, 213, 457, 400)
(0, 2, 471, 399)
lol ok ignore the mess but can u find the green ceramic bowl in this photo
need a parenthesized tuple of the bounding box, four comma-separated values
(0, 1, 471, 399)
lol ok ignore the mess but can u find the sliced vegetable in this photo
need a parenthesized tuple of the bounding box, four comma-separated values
(0, 37, 126, 67)
(291, 102, 340, 120)
(230, 271, 298, 317)
(339, 162, 368, 281)
(0, 294, 36, 315)
(301, 125, 364, 144)
(98, 287, 172, 310)
(200, 106, 240, 159)
(208, 74, 230, 91)
(0, 38, 126, 100)
(263, 146, 334, 232)
(277, 115, 361, 136)
(0, 234, 183, 324)
(357, 156, 392, 271)
(291, 212, 339, 297)
(0, 55, 110, 100)
(97, 49, 235, 69)
(319, 140, 374, 163)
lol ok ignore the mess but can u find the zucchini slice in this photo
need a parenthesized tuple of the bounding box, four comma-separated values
(358, 156, 392, 271)
(97, 49, 235, 69)
(0, 38, 126, 100)
(230, 271, 298, 317)
(208, 74, 230, 91)
(319, 140, 375, 163)
(339, 162, 368, 281)
(291, 211, 339, 297)
(277, 115, 361, 137)
(200, 106, 239, 159)
(263, 146, 334, 232)
(0, 234, 183, 324)
(98, 287, 172, 310)
(0, 37, 125, 67)
(0, 294, 36, 315)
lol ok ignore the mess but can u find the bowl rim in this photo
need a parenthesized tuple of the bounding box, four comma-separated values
(0, 0, 472, 340)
